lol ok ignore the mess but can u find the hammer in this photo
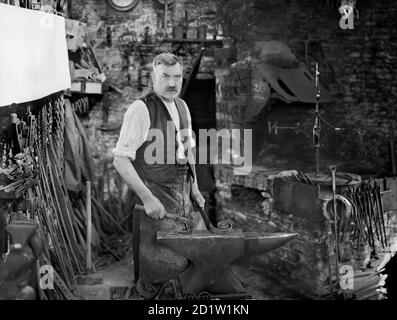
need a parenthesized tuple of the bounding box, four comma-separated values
(135, 204, 193, 229)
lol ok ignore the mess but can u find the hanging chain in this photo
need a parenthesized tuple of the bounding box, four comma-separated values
(52, 96, 65, 176)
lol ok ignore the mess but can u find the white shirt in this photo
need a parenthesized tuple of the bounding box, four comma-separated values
(112, 98, 196, 160)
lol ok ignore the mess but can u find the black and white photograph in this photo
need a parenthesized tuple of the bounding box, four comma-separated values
(0, 0, 397, 309)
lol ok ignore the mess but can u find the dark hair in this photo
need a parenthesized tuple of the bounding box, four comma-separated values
(152, 52, 183, 69)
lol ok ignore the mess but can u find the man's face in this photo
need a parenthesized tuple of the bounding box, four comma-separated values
(152, 63, 183, 102)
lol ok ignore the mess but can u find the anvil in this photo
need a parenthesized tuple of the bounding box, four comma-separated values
(0, 220, 43, 299)
(6, 220, 43, 258)
(157, 229, 298, 295)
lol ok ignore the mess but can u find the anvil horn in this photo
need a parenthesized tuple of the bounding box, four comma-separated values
(243, 232, 298, 257)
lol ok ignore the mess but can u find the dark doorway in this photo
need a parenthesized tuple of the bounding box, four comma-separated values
(184, 79, 217, 222)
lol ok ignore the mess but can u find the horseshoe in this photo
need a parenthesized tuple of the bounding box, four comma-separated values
(322, 194, 352, 222)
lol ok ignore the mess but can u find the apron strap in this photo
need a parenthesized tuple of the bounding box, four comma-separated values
(174, 97, 197, 183)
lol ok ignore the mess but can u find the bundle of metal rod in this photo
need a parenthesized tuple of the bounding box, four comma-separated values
(345, 180, 389, 253)
(52, 96, 65, 176)
(352, 269, 387, 300)
(0, 94, 115, 299)
(70, 96, 89, 115)
(289, 171, 315, 185)
(29, 96, 87, 298)
(90, 194, 131, 260)
(0, 177, 38, 196)
(2, 94, 133, 298)
(33, 145, 82, 291)
(71, 194, 128, 265)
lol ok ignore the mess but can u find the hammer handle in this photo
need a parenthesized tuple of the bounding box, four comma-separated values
(135, 204, 190, 224)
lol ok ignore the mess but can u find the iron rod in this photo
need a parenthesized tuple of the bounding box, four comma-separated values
(86, 180, 92, 271)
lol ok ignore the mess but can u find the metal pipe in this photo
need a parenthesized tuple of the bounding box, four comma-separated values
(330, 165, 340, 286)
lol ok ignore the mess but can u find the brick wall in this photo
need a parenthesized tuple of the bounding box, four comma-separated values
(215, 0, 397, 174)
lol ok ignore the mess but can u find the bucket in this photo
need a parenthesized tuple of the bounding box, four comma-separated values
(172, 25, 184, 39)
(197, 25, 207, 40)
(186, 27, 197, 39)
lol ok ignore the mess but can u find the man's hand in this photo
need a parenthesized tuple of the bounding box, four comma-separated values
(191, 184, 205, 210)
(142, 195, 166, 220)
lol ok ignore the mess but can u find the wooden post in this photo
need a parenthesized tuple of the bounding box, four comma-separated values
(86, 180, 92, 272)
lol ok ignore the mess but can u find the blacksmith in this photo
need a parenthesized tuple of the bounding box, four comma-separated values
(112, 52, 205, 298)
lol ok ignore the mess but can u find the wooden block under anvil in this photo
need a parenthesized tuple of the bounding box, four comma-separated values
(76, 273, 104, 286)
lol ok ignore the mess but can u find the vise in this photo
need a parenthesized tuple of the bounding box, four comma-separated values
(157, 229, 297, 296)
(0, 219, 43, 300)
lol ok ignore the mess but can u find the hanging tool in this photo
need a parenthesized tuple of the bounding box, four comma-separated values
(368, 180, 383, 248)
(363, 183, 377, 249)
(374, 181, 388, 248)
(345, 180, 390, 253)
(322, 196, 335, 289)
(362, 183, 376, 252)
(346, 188, 360, 250)
(9, 113, 23, 155)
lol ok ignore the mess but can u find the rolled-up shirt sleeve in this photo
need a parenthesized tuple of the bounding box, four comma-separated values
(112, 100, 150, 160)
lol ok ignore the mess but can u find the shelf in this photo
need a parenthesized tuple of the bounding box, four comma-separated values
(68, 81, 103, 95)
(161, 38, 223, 45)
